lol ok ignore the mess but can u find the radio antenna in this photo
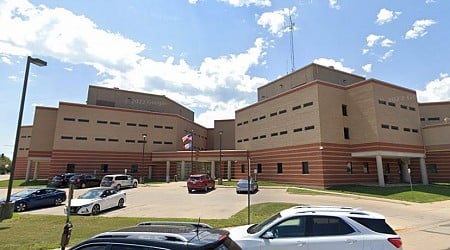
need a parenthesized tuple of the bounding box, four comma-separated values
(287, 10, 295, 72)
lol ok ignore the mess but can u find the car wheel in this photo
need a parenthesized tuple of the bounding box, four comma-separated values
(116, 184, 121, 191)
(118, 198, 125, 208)
(91, 204, 100, 215)
(55, 197, 63, 206)
(81, 183, 86, 189)
(133, 182, 138, 188)
(188, 189, 193, 193)
(16, 202, 27, 212)
(204, 185, 208, 192)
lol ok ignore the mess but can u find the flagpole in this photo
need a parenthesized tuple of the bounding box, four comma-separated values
(190, 130, 194, 173)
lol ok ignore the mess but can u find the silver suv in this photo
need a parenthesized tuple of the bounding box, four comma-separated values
(100, 174, 138, 190)
(228, 206, 402, 250)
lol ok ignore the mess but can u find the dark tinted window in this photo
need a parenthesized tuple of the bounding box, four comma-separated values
(116, 176, 128, 180)
(308, 216, 354, 236)
(349, 217, 396, 235)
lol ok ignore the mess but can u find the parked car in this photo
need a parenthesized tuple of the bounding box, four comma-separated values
(187, 174, 215, 193)
(0, 187, 66, 212)
(69, 221, 241, 250)
(69, 174, 101, 189)
(65, 187, 126, 215)
(100, 174, 138, 190)
(48, 173, 77, 188)
(236, 178, 258, 194)
(228, 206, 402, 250)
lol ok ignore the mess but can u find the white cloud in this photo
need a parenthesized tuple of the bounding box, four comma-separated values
(1, 56, 12, 64)
(362, 48, 369, 55)
(381, 38, 394, 47)
(417, 73, 450, 102)
(425, 0, 436, 4)
(405, 19, 436, 39)
(378, 49, 394, 62)
(219, 0, 271, 7)
(257, 7, 297, 37)
(64, 67, 73, 71)
(376, 8, 401, 25)
(8, 75, 17, 81)
(329, 0, 340, 10)
(362, 64, 372, 73)
(313, 58, 354, 73)
(366, 34, 384, 47)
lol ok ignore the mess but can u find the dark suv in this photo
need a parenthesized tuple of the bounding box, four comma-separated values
(48, 173, 77, 188)
(69, 174, 101, 189)
(69, 221, 241, 250)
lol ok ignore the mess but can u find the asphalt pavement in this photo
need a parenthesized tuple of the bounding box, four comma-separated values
(1, 181, 449, 250)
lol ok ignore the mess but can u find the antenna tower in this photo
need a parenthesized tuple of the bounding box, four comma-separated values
(288, 11, 295, 72)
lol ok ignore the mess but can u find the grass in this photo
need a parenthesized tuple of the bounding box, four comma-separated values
(0, 179, 48, 188)
(0, 202, 298, 250)
(328, 184, 450, 203)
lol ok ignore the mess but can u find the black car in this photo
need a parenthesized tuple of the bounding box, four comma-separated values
(69, 221, 241, 250)
(69, 174, 101, 189)
(48, 173, 77, 188)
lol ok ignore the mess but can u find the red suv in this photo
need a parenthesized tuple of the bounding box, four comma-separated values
(187, 174, 215, 193)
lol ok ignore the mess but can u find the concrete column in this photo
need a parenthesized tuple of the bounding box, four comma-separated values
(33, 162, 38, 180)
(165, 161, 170, 183)
(400, 158, 410, 183)
(420, 157, 429, 185)
(227, 160, 231, 181)
(24, 160, 32, 181)
(210, 160, 216, 179)
(181, 161, 186, 180)
(376, 155, 385, 187)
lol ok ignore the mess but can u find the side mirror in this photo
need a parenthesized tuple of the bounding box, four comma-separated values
(261, 231, 275, 239)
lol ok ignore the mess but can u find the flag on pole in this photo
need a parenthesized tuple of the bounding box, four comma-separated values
(182, 132, 192, 143)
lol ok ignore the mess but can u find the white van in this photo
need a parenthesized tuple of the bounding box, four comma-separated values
(100, 174, 138, 190)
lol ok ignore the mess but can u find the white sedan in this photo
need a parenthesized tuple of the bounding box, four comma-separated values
(65, 188, 126, 215)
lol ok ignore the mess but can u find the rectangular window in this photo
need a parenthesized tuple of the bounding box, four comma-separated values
(428, 117, 440, 121)
(108, 138, 119, 142)
(378, 100, 386, 105)
(271, 132, 278, 137)
(110, 121, 120, 125)
(293, 128, 302, 132)
(280, 131, 288, 135)
(100, 164, 108, 173)
(154, 125, 163, 128)
(381, 124, 389, 129)
(400, 105, 407, 109)
(292, 105, 302, 111)
(279, 109, 287, 114)
(78, 119, 89, 123)
(164, 141, 173, 144)
(153, 141, 162, 144)
(347, 162, 353, 174)
(270, 112, 277, 117)
(305, 125, 315, 130)
(243, 121, 248, 124)
(363, 162, 369, 174)
(420, 117, 425, 121)
(412, 129, 419, 133)
(344, 127, 350, 139)
(259, 115, 266, 120)
(125, 139, 135, 143)
(127, 123, 137, 126)
(252, 117, 258, 122)
(259, 135, 266, 139)
(131, 164, 138, 173)
(63, 117, 75, 121)
(241, 164, 245, 173)
(139, 123, 148, 127)
(165, 126, 174, 129)
(403, 128, 411, 132)
(252, 136, 258, 140)
(237, 139, 242, 143)
(75, 136, 87, 141)
(61, 136, 73, 140)
(97, 120, 107, 124)
(303, 102, 313, 108)
(388, 102, 396, 107)
(243, 138, 249, 142)
(277, 163, 283, 174)
(409, 107, 416, 111)
(302, 162, 309, 174)
(95, 138, 106, 141)
(342, 104, 348, 116)
(66, 164, 75, 173)
(237, 122, 242, 126)
(391, 125, 399, 130)
(257, 163, 262, 173)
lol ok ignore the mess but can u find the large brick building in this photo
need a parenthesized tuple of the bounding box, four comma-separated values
(14, 63, 450, 187)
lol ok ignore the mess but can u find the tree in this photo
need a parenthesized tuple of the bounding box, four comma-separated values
(0, 154, 11, 174)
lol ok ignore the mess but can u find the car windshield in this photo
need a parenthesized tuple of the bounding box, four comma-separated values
(78, 189, 104, 199)
(247, 212, 282, 234)
(189, 176, 201, 181)
(52, 176, 63, 181)
(13, 189, 37, 198)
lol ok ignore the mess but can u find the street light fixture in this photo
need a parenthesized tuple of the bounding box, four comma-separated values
(1, 56, 47, 220)
(218, 131, 223, 185)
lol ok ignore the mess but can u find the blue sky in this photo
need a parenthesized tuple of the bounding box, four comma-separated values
(1, 0, 449, 158)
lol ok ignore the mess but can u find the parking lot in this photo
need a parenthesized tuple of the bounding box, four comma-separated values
(1, 181, 450, 250)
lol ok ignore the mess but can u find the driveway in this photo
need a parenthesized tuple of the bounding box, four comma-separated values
(1, 182, 449, 250)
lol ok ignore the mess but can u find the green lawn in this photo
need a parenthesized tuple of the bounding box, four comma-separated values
(0, 202, 298, 250)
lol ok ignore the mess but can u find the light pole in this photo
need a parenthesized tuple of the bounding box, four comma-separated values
(218, 131, 223, 184)
(1, 56, 46, 220)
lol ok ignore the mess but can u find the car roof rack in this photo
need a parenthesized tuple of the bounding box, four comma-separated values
(137, 221, 213, 229)
(94, 231, 189, 242)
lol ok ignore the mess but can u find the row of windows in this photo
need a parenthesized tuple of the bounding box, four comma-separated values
(380, 124, 419, 133)
(378, 99, 416, 111)
(20, 135, 32, 138)
(237, 101, 314, 126)
(236, 125, 315, 143)
(63, 117, 174, 130)
(60, 136, 173, 145)
(241, 161, 373, 175)
(66, 163, 138, 174)
(420, 117, 443, 122)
